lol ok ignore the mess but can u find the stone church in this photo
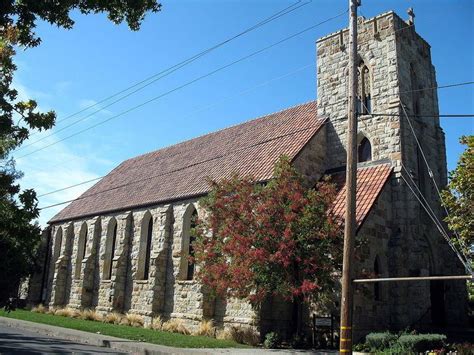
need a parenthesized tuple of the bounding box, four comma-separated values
(28, 10, 467, 340)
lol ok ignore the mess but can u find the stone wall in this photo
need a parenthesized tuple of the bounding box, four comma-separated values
(44, 198, 259, 333)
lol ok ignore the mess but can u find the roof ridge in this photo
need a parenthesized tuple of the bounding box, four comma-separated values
(121, 100, 317, 164)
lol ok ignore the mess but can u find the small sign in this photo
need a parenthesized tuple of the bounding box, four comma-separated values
(315, 317, 332, 327)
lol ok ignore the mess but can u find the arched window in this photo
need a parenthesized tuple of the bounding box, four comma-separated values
(137, 213, 153, 280)
(180, 205, 198, 281)
(374, 256, 381, 301)
(53, 227, 63, 262)
(186, 210, 198, 280)
(74, 223, 88, 279)
(103, 218, 117, 280)
(358, 136, 372, 162)
(357, 61, 371, 114)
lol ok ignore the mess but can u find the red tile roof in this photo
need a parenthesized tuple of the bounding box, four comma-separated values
(50, 101, 324, 223)
(329, 163, 393, 229)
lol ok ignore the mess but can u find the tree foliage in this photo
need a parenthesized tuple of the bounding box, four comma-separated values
(193, 157, 343, 311)
(0, 0, 161, 308)
(441, 135, 473, 257)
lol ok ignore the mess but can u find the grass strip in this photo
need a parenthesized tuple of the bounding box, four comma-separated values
(0, 309, 247, 348)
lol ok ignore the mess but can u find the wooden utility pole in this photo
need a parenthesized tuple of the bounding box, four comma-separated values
(340, 0, 358, 353)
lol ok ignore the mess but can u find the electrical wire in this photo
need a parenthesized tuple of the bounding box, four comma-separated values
(22, 0, 311, 142)
(400, 171, 471, 273)
(401, 163, 470, 266)
(399, 102, 471, 257)
(16, 9, 348, 160)
(38, 117, 331, 211)
(33, 62, 315, 177)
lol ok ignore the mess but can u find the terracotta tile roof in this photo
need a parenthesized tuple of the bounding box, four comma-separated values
(50, 101, 324, 223)
(329, 163, 392, 229)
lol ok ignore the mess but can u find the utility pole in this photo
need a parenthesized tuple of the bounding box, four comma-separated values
(340, 0, 358, 354)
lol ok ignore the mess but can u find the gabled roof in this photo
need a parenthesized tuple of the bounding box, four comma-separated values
(329, 162, 393, 229)
(50, 101, 323, 223)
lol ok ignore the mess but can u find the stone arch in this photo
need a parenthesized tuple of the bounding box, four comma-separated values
(137, 211, 153, 280)
(103, 217, 118, 280)
(74, 222, 88, 280)
(357, 132, 372, 162)
(51, 223, 74, 306)
(179, 203, 198, 280)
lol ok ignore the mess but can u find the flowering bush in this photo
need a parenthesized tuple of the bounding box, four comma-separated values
(193, 156, 343, 332)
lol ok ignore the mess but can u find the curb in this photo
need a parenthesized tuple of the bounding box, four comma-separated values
(0, 316, 211, 354)
(0, 316, 338, 354)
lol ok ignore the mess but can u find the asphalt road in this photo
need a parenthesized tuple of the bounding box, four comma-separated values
(0, 325, 127, 354)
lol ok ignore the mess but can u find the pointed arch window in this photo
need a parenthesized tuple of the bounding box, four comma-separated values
(103, 219, 117, 280)
(357, 61, 371, 114)
(74, 223, 88, 279)
(358, 136, 372, 162)
(180, 206, 198, 281)
(137, 213, 153, 280)
(186, 210, 198, 280)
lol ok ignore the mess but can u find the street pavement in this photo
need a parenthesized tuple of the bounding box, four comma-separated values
(0, 317, 339, 354)
(0, 325, 126, 354)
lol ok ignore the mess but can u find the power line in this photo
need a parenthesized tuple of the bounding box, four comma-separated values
(38, 117, 332, 211)
(33, 85, 473, 200)
(16, 9, 348, 160)
(400, 163, 470, 266)
(400, 170, 471, 273)
(359, 93, 472, 270)
(322, 80, 474, 110)
(35, 63, 315, 190)
(399, 102, 471, 259)
(38, 113, 344, 201)
(16, 0, 311, 150)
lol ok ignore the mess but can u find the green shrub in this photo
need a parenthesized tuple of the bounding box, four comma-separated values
(366, 332, 398, 350)
(397, 333, 446, 353)
(263, 332, 280, 349)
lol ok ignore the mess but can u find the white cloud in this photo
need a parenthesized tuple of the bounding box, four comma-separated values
(16, 133, 103, 227)
(11, 82, 106, 227)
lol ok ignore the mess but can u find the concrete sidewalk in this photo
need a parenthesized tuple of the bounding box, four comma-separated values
(0, 316, 338, 354)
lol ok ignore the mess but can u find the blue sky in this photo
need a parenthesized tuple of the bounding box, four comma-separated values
(12, 0, 474, 225)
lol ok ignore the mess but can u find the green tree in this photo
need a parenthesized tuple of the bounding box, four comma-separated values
(193, 157, 343, 337)
(0, 0, 161, 308)
(441, 136, 473, 302)
(441, 135, 473, 257)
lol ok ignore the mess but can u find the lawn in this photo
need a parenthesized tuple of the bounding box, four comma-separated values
(0, 309, 247, 348)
